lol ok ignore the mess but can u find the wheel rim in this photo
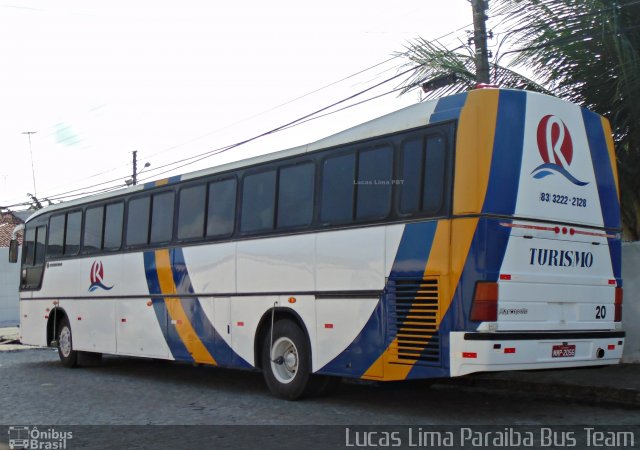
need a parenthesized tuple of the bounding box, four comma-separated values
(59, 326, 72, 358)
(270, 337, 299, 384)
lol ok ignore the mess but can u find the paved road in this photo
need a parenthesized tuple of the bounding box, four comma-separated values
(1, 349, 639, 427)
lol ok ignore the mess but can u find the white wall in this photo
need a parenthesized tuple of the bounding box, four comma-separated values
(0, 248, 20, 326)
(622, 242, 640, 363)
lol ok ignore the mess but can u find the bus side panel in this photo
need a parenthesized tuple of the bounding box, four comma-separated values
(71, 299, 116, 354)
(318, 221, 453, 381)
(19, 299, 48, 346)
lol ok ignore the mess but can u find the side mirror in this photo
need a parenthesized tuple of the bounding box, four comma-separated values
(8, 239, 18, 263)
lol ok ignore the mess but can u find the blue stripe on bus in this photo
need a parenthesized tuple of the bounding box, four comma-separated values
(143, 251, 193, 362)
(170, 248, 252, 368)
(581, 109, 622, 283)
(389, 221, 438, 279)
(421, 217, 512, 376)
(582, 109, 621, 231)
(317, 222, 439, 377)
(429, 92, 468, 124)
(482, 90, 527, 215)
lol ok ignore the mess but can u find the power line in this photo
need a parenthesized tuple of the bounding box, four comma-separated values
(137, 66, 421, 183)
(7, 65, 421, 207)
(6, 20, 477, 208)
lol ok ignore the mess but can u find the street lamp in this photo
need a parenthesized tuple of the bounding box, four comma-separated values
(22, 131, 37, 197)
(125, 161, 151, 186)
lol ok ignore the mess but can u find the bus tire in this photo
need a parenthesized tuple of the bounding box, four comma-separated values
(57, 317, 78, 368)
(262, 319, 311, 400)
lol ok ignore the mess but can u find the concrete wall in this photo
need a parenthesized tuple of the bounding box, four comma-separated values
(622, 242, 640, 363)
(0, 248, 20, 326)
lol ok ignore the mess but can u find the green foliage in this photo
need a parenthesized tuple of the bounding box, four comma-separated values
(400, 0, 640, 239)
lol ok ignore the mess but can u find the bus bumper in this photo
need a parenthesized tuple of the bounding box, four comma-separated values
(449, 330, 625, 377)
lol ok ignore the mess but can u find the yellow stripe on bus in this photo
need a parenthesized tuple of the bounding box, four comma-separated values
(363, 89, 499, 381)
(453, 89, 499, 215)
(155, 249, 217, 365)
(600, 117, 620, 200)
(362, 221, 455, 381)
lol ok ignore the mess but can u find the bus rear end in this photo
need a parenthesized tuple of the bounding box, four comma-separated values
(449, 89, 624, 376)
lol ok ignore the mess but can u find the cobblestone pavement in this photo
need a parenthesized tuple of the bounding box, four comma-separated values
(1, 349, 639, 427)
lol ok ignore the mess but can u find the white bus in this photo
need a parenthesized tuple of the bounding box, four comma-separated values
(11, 88, 624, 399)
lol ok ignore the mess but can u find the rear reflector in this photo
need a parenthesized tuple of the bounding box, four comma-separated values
(504, 348, 516, 354)
(462, 352, 477, 359)
(499, 274, 512, 281)
(608, 344, 616, 350)
(615, 288, 623, 322)
(471, 282, 498, 322)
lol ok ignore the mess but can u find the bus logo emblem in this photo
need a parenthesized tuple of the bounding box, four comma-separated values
(531, 115, 589, 186)
(89, 260, 114, 292)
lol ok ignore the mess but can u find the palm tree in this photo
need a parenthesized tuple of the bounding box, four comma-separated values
(399, 0, 640, 240)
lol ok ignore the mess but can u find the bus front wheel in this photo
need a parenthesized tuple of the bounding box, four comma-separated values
(57, 317, 78, 368)
(262, 319, 311, 400)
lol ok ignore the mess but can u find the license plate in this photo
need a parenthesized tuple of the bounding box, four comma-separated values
(551, 344, 576, 358)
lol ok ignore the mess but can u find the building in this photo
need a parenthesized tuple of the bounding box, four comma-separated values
(0, 211, 30, 326)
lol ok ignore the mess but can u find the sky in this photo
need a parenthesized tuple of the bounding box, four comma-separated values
(0, 0, 476, 209)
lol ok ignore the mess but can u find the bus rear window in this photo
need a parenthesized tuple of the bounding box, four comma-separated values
(400, 133, 447, 215)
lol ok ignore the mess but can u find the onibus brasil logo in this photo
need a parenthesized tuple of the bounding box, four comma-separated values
(531, 115, 589, 186)
(88, 260, 114, 292)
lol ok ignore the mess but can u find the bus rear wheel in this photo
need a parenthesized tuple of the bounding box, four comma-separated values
(262, 319, 311, 400)
(57, 317, 78, 368)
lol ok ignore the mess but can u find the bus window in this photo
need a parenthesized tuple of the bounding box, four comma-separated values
(48, 214, 65, 258)
(321, 152, 355, 224)
(399, 138, 423, 214)
(423, 135, 446, 213)
(104, 202, 124, 250)
(23, 227, 36, 266)
(241, 171, 276, 233)
(64, 211, 82, 255)
(34, 226, 46, 265)
(356, 146, 392, 220)
(400, 133, 447, 215)
(150, 192, 175, 243)
(277, 163, 314, 228)
(126, 196, 150, 246)
(83, 206, 104, 254)
(178, 185, 206, 240)
(207, 178, 236, 237)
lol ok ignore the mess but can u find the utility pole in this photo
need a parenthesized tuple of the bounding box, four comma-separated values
(22, 131, 38, 197)
(132, 150, 138, 185)
(471, 0, 491, 84)
(125, 151, 150, 186)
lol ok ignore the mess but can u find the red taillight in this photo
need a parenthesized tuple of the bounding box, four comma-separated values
(615, 288, 623, 322)
(471, 282, 498, 322)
